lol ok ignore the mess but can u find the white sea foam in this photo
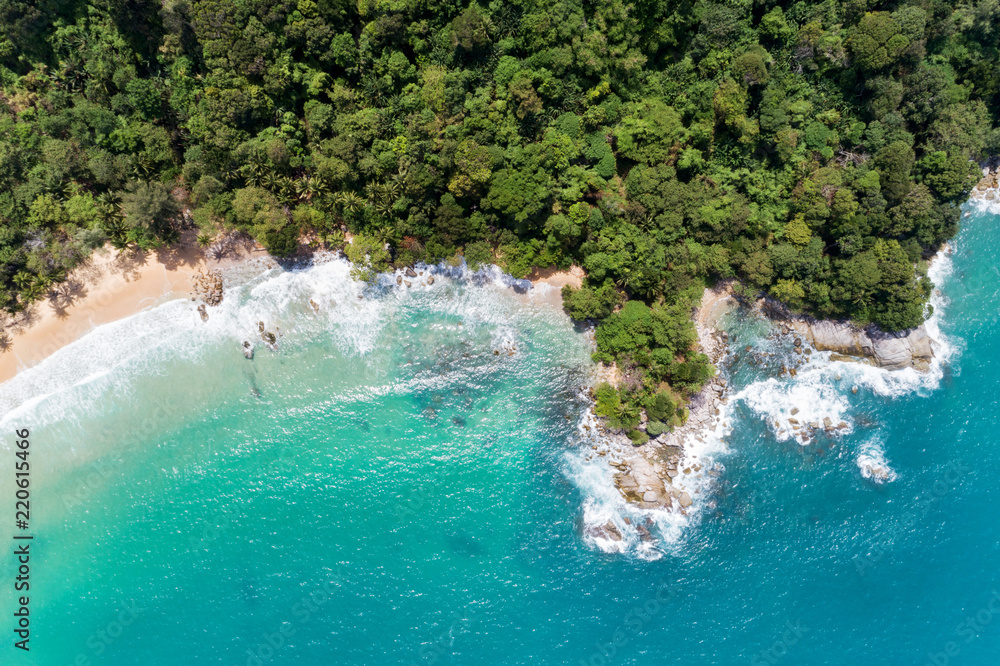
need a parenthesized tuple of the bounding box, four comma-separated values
(736, 364, 852, 444)
(568, 388, 732, 560)
(734, 243, 959, 448)
(856, 436, 898, 484)
(0, 256, 580, 431)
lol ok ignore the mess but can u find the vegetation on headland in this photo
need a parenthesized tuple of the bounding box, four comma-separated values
(1, 0, 997, 434)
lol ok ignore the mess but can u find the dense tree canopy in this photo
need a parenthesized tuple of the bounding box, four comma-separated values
(1, 0, 997, 428)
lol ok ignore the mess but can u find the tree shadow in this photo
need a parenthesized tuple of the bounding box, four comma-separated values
(110, 247, 150, 281)
(7, 304, 41, 335)
(46, 279, 89, 320)
(154, 228, 208, 271)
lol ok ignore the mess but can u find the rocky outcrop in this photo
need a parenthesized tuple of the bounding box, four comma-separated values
(191, 269, 224, 306)
(761, 299, 934, 371)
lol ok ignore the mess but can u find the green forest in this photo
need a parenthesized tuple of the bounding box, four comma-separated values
(1, 0, 997, 431)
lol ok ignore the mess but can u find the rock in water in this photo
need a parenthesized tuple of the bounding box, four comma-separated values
(396, 275, 402, 285)
(427, 276, 435, 285)
(764, 299, 934, 371)
(585, 521, 623, 542)
(242, 341, 254, 359)
(258, 321, 265, 333)
(405, 267, 417, 277)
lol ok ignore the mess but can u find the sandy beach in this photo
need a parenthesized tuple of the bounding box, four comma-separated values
(0, 232, 269, 384)
(526, 265, 584, 308)
(0, 244, 582, 385)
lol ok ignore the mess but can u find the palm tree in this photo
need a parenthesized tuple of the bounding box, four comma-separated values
(241, 163, 266, 188)
(295, 177, 318, 202)
(23, 279, 47, 303)
(262, 171, 282, 193)
(335, 191, 365, 215)
(614, 400, 640, 425)
(12, 272, 33, 291)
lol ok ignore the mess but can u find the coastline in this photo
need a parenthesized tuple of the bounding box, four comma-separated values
(0, 238, 583, 386)
(0, 232, 268, 385)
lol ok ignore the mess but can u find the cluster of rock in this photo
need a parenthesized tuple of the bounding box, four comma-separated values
(679, 375, 728, 433)
(589, 368, 729, 518)
(191, 270, 224, 306)
(585, 516, 657, 546)
(760, 298, 934, 371)
(395, 266, 435, 288)
(775, 408, 849, 444)
(610, 445, 693, 510)
(971, 161, 1000, 203)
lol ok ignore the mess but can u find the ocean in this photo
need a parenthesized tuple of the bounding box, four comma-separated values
(1, 199, 998, 665)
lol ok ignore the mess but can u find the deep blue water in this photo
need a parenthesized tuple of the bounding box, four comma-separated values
(1, 203, 998, 665)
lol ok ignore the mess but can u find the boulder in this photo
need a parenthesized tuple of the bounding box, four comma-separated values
(405, 267, 417, 277)
(635, 524, 654, 543)
(777, 307, 934, 371)
(586, 520, 623, 542)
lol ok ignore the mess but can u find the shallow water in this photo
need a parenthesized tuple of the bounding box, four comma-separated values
(1, 201, 999, 665)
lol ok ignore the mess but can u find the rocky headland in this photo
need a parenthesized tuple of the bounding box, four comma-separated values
(587, 274, 941, 534)
(759, 298, 934, 371)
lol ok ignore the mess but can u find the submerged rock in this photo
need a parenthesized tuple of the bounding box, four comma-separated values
(242, 341, 254, 359)
(586, 521, 623, 542)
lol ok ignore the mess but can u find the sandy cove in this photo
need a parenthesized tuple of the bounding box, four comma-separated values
(526, 265, 584, 308)
(0, 232, 268, 384)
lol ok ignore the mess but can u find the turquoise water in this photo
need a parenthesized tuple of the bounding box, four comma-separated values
(2, 202, 999, 665)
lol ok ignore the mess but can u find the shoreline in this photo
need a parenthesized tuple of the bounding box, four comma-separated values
(0, 235, 582, 386)
(0, 231, 269, 385)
